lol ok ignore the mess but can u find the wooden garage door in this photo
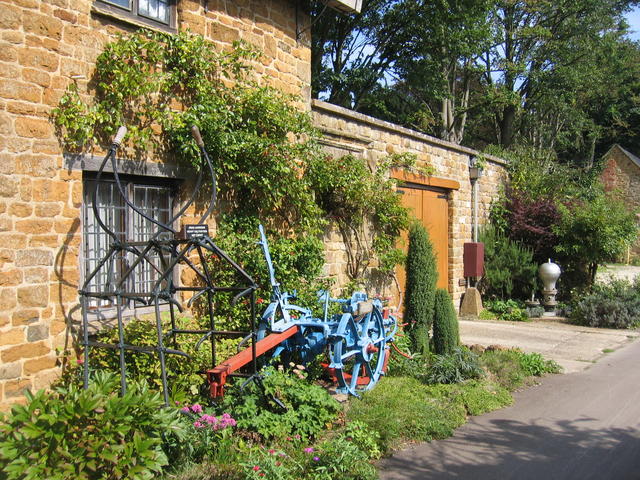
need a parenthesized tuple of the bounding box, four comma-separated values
(396, 184, 449, 298)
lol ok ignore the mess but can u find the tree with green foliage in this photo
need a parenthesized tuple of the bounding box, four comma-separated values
(554, 192, 638, 286)
(310, 0, 411, 110)
(383, 0, 493, 144)
(404, 222, 438, 355)
(472, 0, 636, 152)
(432, 289, 459, 355)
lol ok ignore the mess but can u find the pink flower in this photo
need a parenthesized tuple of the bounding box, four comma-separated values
(190, 404, 203, 414)
(202, 414, 217, 424)
(304, 447, 314, 453)
(313, 456, 320, 462)
(180, 406, 190, 413)
(268, 449, 276, 454)
(252, 465, 260, 471)
(193, 421, 203, 428)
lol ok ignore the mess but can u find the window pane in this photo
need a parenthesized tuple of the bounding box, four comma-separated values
(83, 178, 173, 310)
(102, 0, 131, 9)
(83, 180, 126, 309)
(131, 185, 172, 296)
(138, 0, 169, 24)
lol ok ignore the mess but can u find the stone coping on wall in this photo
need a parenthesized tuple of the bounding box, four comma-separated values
(311, 99, 508, 167)
(64, 154, 193, 179)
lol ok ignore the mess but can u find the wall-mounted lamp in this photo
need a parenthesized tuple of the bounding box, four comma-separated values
(469, 155, 483, 181)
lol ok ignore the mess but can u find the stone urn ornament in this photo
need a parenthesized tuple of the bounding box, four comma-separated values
(539, 259, 561, 316)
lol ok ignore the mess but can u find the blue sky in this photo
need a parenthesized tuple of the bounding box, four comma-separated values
(625, 6, 640, 40)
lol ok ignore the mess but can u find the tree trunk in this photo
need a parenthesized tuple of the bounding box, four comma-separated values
(499, 104, 517, 147)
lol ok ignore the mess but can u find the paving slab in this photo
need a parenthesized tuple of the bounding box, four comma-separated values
(459, 318, 639, 373)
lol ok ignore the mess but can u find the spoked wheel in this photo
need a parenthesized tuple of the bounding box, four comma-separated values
(331, 308, 389, 397)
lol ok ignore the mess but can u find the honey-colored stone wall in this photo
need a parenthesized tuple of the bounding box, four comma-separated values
(0, 0, 311, 410)
(312, 100, 508, 307)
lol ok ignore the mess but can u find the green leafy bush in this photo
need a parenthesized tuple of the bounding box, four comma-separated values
(569, 279, 640, 329)
(425, 347, 484, 385)
(555, 193, 638, 286)
(404, 222, 438, 354)
(484, 299, 529, 322)
(0, 372, 184, 480)
(59, 317, 215, 403)
(342, 421, 382, 460)
(220, 367, 340, 440)
(518, 352, 562, 376)
(480, 349, 561, 392)
(432, 289, 459, 354)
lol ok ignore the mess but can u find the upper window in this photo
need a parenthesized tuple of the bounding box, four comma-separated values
(83, 173, 175, 311)
(95, 0, 175, 29)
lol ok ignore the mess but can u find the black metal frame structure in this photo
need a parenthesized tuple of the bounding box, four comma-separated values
(79, 126, 258, 404)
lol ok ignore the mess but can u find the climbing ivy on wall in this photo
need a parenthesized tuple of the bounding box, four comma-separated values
(52, 30, 408, 298)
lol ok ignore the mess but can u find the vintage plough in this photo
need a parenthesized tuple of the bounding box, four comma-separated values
(80, 126, 397, 403)
(207, 225, 398, 398)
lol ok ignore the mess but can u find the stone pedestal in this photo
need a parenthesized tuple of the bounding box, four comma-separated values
(460, 287, 483, 316)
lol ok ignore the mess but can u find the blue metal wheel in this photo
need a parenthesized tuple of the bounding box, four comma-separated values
(331, 306, 388, 396)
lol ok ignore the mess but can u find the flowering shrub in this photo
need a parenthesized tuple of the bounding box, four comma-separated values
(170, 404, 237, 464)
(242, 434, 376, 480)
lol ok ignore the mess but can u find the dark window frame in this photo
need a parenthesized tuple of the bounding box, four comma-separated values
(94, 0, 177, 31)
(82, 172, 178, 314)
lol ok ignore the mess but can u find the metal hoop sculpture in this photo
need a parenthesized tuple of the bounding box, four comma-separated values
(79, 126, 257, 405)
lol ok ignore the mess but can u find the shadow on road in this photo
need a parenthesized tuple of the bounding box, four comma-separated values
(380, 416, 640, 479)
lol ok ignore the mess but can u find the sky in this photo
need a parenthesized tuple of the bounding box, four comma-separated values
(625, 6, 640, 41)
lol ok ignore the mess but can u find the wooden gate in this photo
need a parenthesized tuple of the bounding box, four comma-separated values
(396, 183, 450, 296)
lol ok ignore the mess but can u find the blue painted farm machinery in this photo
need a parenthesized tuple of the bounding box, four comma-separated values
(207, 225, 398, 398)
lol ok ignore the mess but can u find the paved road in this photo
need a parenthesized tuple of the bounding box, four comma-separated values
(378, 338, 640, 480)
(459, 318, 639, 373)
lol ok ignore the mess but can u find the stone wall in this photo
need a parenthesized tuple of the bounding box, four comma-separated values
(312, 100, 508, 306)
(601, 144, 640, 258)
(0, 0, 311, 409)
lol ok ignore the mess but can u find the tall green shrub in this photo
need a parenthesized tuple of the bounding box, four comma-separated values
(404, 222, 438, 355)
(432, 289, 459, 355)
(478, 225, 538, 300)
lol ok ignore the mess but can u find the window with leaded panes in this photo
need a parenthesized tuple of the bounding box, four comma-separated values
(82, 174, 175, 311)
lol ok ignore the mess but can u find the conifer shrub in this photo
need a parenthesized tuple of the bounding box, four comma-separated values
(404, 222, 438, 355)
(432, 289, 459, 355)
(478, 225, 538, 300)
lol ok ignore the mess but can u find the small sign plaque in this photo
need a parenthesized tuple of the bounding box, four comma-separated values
(180, 224, 209, 239)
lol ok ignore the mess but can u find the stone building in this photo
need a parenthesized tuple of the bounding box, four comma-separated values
(0, 0, 507, 409)
(601, 144, 640, 258)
